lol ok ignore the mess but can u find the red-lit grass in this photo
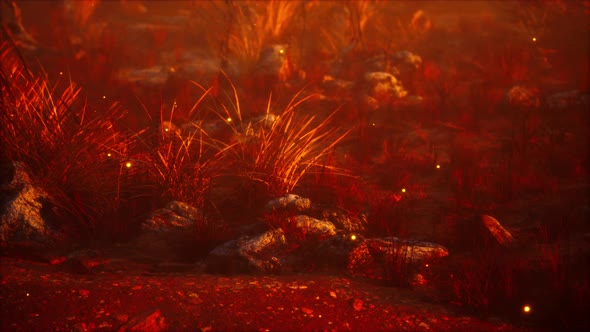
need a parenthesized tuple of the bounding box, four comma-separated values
(0, 42, 135, 233)
(210, 73, 350, 198)
(134, 89, 232, 208)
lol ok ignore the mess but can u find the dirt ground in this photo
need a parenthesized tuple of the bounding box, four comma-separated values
(1, 253, 527, 332)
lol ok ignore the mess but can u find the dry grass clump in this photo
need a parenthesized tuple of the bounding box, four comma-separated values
(0, 42, 135, 231)
(135, 92, 233, 210)
(210, 74, 349, 198)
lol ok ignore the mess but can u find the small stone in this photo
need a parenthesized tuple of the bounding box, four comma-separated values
(301, 307, 313, 315)
(352, 298, 363, 311)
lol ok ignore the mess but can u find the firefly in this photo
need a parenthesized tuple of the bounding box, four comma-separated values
(59, 71, 63, 75)
(226, 117, 232, 122)
(401, 188, 406, 193)
(522, 304, 532, 314)
(107, 153, 112, 157)
(102, 95, 106, 99)
(531, 37, 537, 42)
(279, 48, 285, 55)
(436, 164, 441, 169)
(125, 162, 132, 168)
(350, 234, 357, 241)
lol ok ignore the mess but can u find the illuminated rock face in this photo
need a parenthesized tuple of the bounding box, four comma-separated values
(204, 195, 448, 276)
(0, 161, 65, 248)
(454, 214, 517, 251)
(347, 237, 449, 284)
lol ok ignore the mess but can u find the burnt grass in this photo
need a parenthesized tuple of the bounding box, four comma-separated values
(1, 1, 589, 331)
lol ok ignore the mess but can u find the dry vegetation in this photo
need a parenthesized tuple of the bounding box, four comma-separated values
(1, 0, 589, 329)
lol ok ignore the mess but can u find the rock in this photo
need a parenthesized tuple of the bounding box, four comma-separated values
(361, 71, 408, 109)
(132, 201, 202, 261)
(480, 215, 516, 248)
(293, 215, 336, 240)
(322, 75, 355, 95)
(310, 205, 368, 234)
(365, 50, 422, 74)
(505, 85, 540, 110)
(316, 230, 364, 268)
(546, 90, 589, 110)
(455, 214, 516, 251)
(351, 298, 363, 311)
(347, 237, 449, 283)
(117, 309, 167, 332)
(265, 194, 311, 214)
(206, 228, 287, 274)
(0, 161, 66, 249)
(142, 201, 196, 232)
(254, 44, 289, 77)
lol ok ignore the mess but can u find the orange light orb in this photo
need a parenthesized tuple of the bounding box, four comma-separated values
(532, 37, 537, 42)
(436, 164, 441, 169)
(523, 305, 531, 313)
(102, 95, 106, 99)
(351, 234, 357, 241)
(401, 188, 406, 193)
(226, 117, 232, 122)
(125, 162, 132, 168)
(107, 153, 112, 157)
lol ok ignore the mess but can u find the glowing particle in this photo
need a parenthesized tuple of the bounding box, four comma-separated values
(102, 95, 106, 99)
(424, 263, 429, 268)
(531, 37, 537, 42)
(436, 164, 441, 169)
(26, 293, 29, 296)
(125, 162, 132, 168)
(169, 67, 176, 73)
(59, 72, 63, 75)
(350, 234, 357, 241)
(279, 49, 285, 55)
(401, 188, 406, 193)
(164, 128, 170, 132)
(107, 153, 112, 157)
(523, 305, 531, 313)
(226, 117, 232, 122)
